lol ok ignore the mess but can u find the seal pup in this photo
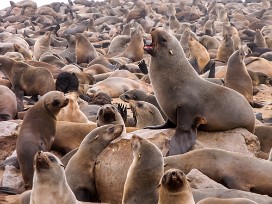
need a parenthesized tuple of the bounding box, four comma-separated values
(16, 91, 69, 189)
(144, 28, 255, 155)
(129, 100, 165, 129)
(158, 169, 195, 204)
(122, 135, 163, 204)
(65, 124, 123, 202)
(75, 33, 99, 64)
(0, 85, 17, 121)
(30, 151, 77, 204)
(0, 56, 55, 99)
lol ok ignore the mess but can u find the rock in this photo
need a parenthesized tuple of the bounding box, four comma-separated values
(1, 165, 24, 193)
(95, 128, 260, 204)
(186, 169, 226, 190)
(0, 122, 18, 137)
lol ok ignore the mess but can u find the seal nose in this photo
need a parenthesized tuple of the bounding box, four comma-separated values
(38, 151, 42, 155)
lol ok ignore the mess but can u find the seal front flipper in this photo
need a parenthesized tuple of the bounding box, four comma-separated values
(168, 106, 206, 156)
(145, 119, 176, 129)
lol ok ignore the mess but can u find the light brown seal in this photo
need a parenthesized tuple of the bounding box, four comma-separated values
(164, 148, 272, 196)
(158, 169, 195, 204)
(144, 28, 255, 155)
(16, 91, 68, 189)
(0, 85, 17, 121)
(65, 124, 123, 202)
(216, 34, 235, 63)
(188, 35, 210, 73)
(33, 31, 52, 61)
(0, 56, 55, 98)
(13, 43, 32, 61)
(122, 135, 163, 204)
(116, 25, 144, 62)
(57, 92, 89, 123)
(75, 33, 99, 64)
(197, 198, 257, 204)
(30, 151, 78, 204)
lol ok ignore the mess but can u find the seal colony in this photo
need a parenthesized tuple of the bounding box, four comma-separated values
(0, 0, 272, 203)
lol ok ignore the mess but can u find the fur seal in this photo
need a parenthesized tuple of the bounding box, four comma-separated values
(225, 48, 255, 107)
(65, 124, 123, 202)
(116, 25, 144, 62)
(129, 100, 165, 129)
(0, 56, 55, 98)
(33, 31, 52, 61)
(30, 151, 78, 204)
(16, 91, 68, 189)
(87, 77, 153, 98)
(158, 169, 195, 204)
(122, 135, 163, 204)
(216, 34, 235, 63)
(144, 28, 255, 155)
(119, 89, 166, 118)
(188, 35, 210, 73)
(164, 148, 272, 196)
(254, 29, 267, 48)
(0, 85, 17, 121)
(57, 92, 89, 123)
(197, 198, 257, 204)
(13, 43, 32, 61)
(76, 33, 99, 64)
(96, 104, 126, 136)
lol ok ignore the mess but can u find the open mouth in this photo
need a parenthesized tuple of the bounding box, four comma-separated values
(144, 39, 154, 55)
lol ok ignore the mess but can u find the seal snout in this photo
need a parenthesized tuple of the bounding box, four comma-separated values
(35, 151, 50, 171)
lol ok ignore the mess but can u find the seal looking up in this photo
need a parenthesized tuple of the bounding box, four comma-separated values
(144, 28, 255, 155)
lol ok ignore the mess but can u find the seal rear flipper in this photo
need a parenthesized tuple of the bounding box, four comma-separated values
(145, 119, 176, 129)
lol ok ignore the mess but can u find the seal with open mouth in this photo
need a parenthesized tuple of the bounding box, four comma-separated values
(144, 28, 255, 155)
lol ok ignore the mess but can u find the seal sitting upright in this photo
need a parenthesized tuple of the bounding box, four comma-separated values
(144, 28, 255, 155)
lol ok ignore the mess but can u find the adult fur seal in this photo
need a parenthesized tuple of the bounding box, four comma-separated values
(164, 148, 272, 196)
(16, 91, 68, 189)
(30, 151, 78, 204)
(158, 169, 195, 204)
(197, 198, 257, 204)
(122, 135, 163, 204)
(65, 124, 123, 202)
(0, 85, 17, 121)
(33, 31, 52, 61)
(144, 28, 255, 155)
(0, 56, 55, 98)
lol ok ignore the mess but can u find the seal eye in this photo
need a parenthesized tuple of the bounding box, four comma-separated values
(48, 155, 56, 162)
(133, 95, 137, 99)
(160, 36, 167, 43)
